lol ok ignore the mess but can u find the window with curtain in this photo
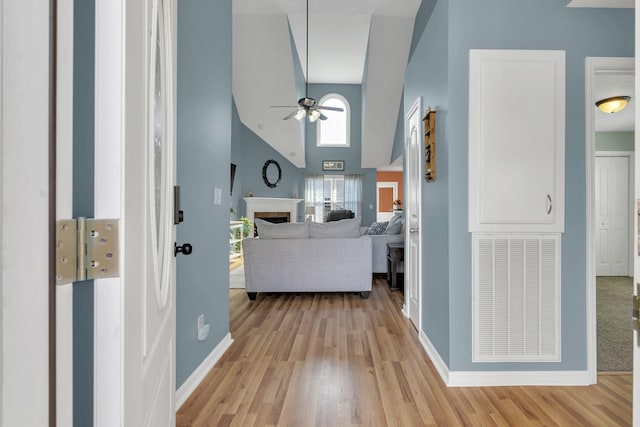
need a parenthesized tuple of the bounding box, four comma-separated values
(304, 174, 362, 221)
(316, 93, 350, 147)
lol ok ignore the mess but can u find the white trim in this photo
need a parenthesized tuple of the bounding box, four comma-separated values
(566, 0, 634, 8)
(595, 151, 635, 277)
(447, 370, 592, 387)
(418, 330, 450, 384)
(93, 0, 124, 425)
(1, 1, 50, 425)
(175, 333, 234, 410)
(56, 0, 74, 424)
(585, 57, 635, 386)
(418, 330, 590, 386)
(316, 93, 351, 147)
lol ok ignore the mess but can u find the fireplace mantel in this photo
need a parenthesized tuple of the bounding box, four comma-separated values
(243, 197, 303, 236)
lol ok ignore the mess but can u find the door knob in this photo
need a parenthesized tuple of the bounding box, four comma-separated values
(410, 228, 419, 233)
(174, 242, 193, 256)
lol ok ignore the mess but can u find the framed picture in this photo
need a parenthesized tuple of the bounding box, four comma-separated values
(322, 160, 345, 171)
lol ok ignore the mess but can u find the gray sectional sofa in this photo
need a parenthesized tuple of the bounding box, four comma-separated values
(242, 218, 372, 300)
(360, 212, 405, 274)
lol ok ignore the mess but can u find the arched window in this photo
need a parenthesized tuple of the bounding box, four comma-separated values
(316, 93, 350, 147)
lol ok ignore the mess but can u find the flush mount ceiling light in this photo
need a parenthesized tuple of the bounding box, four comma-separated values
(595, 96, 631, 114)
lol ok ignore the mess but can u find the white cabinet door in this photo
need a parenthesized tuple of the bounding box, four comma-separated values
(469, 50, 565, 233)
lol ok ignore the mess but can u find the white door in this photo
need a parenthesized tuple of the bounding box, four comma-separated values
(405, 98, 422, 330)
(93, 1, 177, 425)
(596, 155, 630, 276)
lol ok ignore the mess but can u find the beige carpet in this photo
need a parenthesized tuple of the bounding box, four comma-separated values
(597, 276, 632, 372)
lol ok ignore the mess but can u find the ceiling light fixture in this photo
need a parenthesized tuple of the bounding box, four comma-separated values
(595, 96, 631, 114)
(270, 0, 343, 121)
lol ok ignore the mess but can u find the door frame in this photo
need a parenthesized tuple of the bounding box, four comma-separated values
(404, 97, 423, 330)
(1, 1, 51, 425)
(594, 151, 634, 277)
(585, 57, 635, 383)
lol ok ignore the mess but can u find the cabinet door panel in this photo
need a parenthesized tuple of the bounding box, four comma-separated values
(469, 50, 565, 233)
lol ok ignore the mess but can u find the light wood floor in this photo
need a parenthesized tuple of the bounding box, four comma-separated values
(177, 278, 632, 426)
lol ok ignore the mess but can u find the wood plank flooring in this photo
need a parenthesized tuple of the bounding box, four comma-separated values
(177, 278, 632, 426)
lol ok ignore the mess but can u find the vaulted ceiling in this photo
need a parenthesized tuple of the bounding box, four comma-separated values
(232, 0, 421, 168)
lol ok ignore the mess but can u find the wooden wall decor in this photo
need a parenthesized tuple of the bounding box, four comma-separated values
(423, 109, 436, 182)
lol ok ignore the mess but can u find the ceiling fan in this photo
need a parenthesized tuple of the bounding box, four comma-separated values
(271, 0, 344, 122)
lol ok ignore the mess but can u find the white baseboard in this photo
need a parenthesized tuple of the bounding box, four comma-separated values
(175, 333, 234, 410)
(419, 329, 450, 384)
(418, 330, 592, 387)
(447, 370, 593, 387)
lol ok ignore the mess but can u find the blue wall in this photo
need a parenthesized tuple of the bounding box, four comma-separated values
(406, 0, 634, 371)
(390, 91, 405, 164)
(404, 0, 451, 366)
(231, 101, 305, 221)
(72, 0, 95, 424)
(176, 0, 233, 387)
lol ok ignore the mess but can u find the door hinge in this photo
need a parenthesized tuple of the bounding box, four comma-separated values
(55, 218, 120, 285)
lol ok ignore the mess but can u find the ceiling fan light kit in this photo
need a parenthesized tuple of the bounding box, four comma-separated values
(270, 0, 344, 122)
(595, 95, 631, 113)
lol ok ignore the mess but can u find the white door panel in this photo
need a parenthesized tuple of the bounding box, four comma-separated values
(596, 156, 629, 276)
(94, 1, 177, 425)
(405, 98, 422, 330)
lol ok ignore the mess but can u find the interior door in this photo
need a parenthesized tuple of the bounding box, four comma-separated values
(405, 98, 422, 330)
(376, 182, 397, 222)
(596, 155, 630, 276)
(93, 1, 177, 425)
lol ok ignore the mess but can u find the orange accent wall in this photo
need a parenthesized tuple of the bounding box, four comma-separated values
(377, 171, 404, 210)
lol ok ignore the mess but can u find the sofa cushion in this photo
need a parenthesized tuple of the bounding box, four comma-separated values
(255, 218, 309, 239)
(309, 217, 361, 238)
(364, 221, 389, 235)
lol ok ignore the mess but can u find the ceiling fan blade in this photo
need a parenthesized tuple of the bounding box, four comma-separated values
(319, 112, 328, 121)
(270, 105, 299, 108)
(282, 109, 299, 120)
(315, 105, 344, 112)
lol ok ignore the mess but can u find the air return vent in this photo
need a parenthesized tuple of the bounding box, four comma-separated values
(473, 234, 560, 362)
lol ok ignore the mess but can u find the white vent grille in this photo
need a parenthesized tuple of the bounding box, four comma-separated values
(473, 234, 560, 362)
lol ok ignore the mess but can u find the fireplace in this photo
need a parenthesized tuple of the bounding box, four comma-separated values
(253, 211, 290, 236)
(243, 197, 303, 237)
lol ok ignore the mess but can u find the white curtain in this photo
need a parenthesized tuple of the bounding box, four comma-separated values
(304, 174, 324, 222)
(344, 174, 362, 218)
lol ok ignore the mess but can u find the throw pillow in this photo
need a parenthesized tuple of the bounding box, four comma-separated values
(384, 212, 404, 234)
(309, 217, 362, 238)
(255, 218, 309, 239)
(365, 221, 389, 235)
(384, 218, 404, 234)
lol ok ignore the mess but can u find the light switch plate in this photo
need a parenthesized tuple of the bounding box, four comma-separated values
(214, 188, 222, 206)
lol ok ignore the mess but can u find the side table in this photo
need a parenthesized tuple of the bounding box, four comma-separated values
(386, 242, 404, 291)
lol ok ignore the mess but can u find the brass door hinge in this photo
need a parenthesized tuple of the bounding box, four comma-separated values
(55, 218, 120, 285)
